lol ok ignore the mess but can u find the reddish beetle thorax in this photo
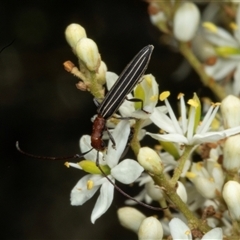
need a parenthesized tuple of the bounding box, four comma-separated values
(91, 115, 106, 151)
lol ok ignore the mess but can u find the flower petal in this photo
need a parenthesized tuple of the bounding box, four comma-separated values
(147, 132, 188, 144)
(79, 135, 104, 164)
(106, 120, 130, 168)
(91, 180, 114, 223)
(202, 228, 223, 239)
(111, 159, 144, 184)
(204, 58, 238, 80)
(150, 107, 177, 133)
(70, 174, 102, 205)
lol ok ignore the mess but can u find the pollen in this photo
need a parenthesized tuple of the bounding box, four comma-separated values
(87, 180, 94, 190)
(196, 162, 203, 170)
(177, 93, 184, 99)
(187, 99, 199, 108)
(185, 230, 191, 235)
(64, 162, 70, 168)
(202, 22, 217, 33)
(159, 91, 170, 101)
(230, 22, 238, 31)
(186, 172, 196, 179)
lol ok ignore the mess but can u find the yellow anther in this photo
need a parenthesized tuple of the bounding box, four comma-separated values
(186, 172, 196, 179)
(87, 180, 94, 190)
(177, 93, 184, 99)
(208, 177, 215, 182)
(187, 99, 199, 108)
(196, 162, 203, 170)
(230, 22, 238, 31)
(202, 22, 218, 33)
(64, 162, 70, 168)
(185, 230, 191, 236)
(159, 91, 170, 101)
(213, 102, 221, 107)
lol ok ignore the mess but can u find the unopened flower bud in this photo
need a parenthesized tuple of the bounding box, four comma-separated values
(145, 179, 163, 201)
(221, 95, 240, 129)
(96, 61, 107, 85)
(173, 2, 200, 42)
(138, 147, 163, 175)
(223, 134, 240, 172)
(65, 23, 87, 49)
(117, 207, 146, 233)
(138, 217, 163, 240)
(75, 37, 101, 71)
(222, 181, 240, 221)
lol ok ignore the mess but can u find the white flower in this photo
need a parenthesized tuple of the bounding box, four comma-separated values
(186, 161, 224, 199)
(68, 120, 144, 223)
(147, 91, 240, 146)
(202, 5, 240, 95)
(169, 218, 223, 240)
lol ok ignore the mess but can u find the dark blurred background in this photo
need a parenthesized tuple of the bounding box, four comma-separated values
(0, 0, 204, 239)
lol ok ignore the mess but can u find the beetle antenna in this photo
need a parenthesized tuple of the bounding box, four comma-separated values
(16, 141, 93, 160)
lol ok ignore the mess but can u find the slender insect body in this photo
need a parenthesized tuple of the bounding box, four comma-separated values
(97, 45, 154, 119)
(91, 45, 154, 151)
(91, 115, 106, 151)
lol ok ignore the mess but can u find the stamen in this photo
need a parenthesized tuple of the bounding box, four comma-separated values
(202, 22, 217, 33)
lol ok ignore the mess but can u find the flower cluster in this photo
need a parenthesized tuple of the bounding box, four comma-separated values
(61, 1, 240, 239)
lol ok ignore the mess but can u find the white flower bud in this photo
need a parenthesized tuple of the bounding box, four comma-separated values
(221, 95, 240, 129)
(96, 61, 107, 85)
(145, 179, 163, 201)
(138, 147, 163, 175)
(173, 2, 200, 42)
(65, 23, 87, 49)
(222, 181, 240, 221)
(117, 207, 146, 233)
(176, 181, 188, 203)
(75, 37, 101, 71)
(223, 134, 240, 172)
(138, 217, 163, 240)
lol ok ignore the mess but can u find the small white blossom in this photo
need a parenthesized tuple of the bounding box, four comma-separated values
(202, 5, 240, 95)
(186, 161, 224, 199)
(68, 121, 144, 223)
(147, 92, 240, 146)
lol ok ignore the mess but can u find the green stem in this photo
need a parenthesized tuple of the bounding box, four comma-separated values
(152, 173, 211, 234)
(171, 145, 193, 186)
(179, 41, 226, 101)
(130, 119, 144, 157)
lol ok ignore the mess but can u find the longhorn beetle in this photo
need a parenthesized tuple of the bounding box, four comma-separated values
(17, 45, 167, 211)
